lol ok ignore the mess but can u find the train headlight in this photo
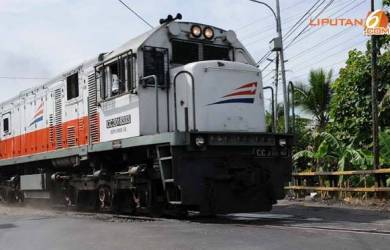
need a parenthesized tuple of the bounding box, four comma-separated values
(203, 27, 214, 39)
(195, 136, 206, 147)
(279, 138, 287, 147)
(191, 25, 202, 38)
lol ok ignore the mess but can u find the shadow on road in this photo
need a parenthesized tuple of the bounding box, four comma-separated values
(186, 203, 390, 231)
(0, 223, 17, 229)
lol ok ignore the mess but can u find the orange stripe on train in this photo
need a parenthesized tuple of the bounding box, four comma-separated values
(0, 116, 90, 160)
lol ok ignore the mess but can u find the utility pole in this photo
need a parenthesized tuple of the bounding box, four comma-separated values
(275, 0, 289, 134)
(274, 52, 279, 132)
(370, 0, 380, 170)
(248, 0, 288, 132)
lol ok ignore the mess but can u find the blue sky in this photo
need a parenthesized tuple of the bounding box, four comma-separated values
(0, 0, 381, 105)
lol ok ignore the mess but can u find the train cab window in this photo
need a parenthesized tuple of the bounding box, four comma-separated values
(172, 40, 199, 64)
(143, 46, 169, 86)
(66, 73, 79, 100)
(99, 52, 135, 100)
(203, 45, 230, 61)
(3, 118, 9, 134)
(107, 60, 126, 96)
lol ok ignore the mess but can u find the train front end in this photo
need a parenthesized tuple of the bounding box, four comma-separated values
(138, 21, 293, 214)
(169, 60, 292, 214)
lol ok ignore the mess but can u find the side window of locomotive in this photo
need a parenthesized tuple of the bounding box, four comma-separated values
(171, 40, 199, 65)
(3, 117, 9, 135)
(203, 45, 230, 61)
(66, 73, 79, 100)
(99, 54, 135, 100)
(107, 60, 126, 97)
(143, 47, 168, 86)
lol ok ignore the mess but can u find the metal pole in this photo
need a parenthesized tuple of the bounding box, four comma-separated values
(371, 0, 380, 170)
(275, 0, 289, 134)
(288, 81, 295, 133)
(248, 0, 277, 21)
(274, 52, 279, 132)
(263, 86, 275, 133)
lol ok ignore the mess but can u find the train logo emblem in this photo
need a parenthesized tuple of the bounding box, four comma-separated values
(208, 82, 257, 105)
(29, 102, 44, 127)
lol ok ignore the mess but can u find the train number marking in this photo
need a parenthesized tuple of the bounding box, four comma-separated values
(106, 115, 131, 128)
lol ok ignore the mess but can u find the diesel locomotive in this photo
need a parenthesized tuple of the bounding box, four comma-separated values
(0, 16, 293, 215)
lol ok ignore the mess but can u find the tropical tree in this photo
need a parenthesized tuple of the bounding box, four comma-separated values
(379, 86, 390, 126)
(294, 69, 332, 132)
(329, 35, 390, 147)
(380, 129, 390, 166)
(293, 132, 371, 185)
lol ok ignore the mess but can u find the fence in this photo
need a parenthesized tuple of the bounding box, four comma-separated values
(285, 168, 390, 198)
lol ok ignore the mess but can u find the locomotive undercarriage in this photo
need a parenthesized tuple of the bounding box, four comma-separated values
(0, 132, 292, 216)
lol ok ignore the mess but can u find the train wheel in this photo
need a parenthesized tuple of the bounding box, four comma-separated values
(64, 194, 72, 207)
(0, 189, 5, 203)
(98, 186, 112, 210)
(63, 186, 76, 208)
(15, 191, 24, 203)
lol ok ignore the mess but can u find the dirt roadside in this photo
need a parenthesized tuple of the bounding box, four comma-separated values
(282, 197, 390, 212)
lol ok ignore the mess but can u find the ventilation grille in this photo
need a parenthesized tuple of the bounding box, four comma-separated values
(88, 73, 100, 143)
(79, 117, 84, 144)
(67, 126, 76, 147)
(54, 88, 63, 149)
(49, 114, 54, 144)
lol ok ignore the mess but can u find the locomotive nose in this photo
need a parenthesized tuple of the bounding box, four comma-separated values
(171, 60, 266, 133)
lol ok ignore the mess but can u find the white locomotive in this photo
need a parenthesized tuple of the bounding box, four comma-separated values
(0, 15, 292, 215)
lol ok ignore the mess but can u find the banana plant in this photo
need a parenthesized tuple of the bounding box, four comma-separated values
(380, 129, 390, 165)
(293, 132, 369, 186)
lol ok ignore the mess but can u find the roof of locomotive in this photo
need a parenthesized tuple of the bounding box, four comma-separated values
(100, 21, 229, 63)
(0, 21, 233, 107)
(0, 56, 99, 107)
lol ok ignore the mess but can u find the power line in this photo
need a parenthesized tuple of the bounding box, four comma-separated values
(277, 0, 367, 78)
(284, 0, 326, 40)
(248, 0, 325, 64)
(285, 0, 366, 49)
(237, 0, 308, 31)
(263, 30, 364, 82)
(244, 0, 349, 44)
(284, 0, 336, 49)
(289, 59, 346, 80)
(117, 0, 153, 28)
(327, 0, 364, 18)
(255, 0, 329, 66)
(257, 51, 272, 65)
(261, 56, 276, 71)
(241, 11, 306, 43)
(287, 26, 353, 61)
(285, 38, 366, 80)
(290, 38, 367, 73)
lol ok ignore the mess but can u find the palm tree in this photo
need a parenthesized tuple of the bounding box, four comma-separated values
(294, 69, 332, 132)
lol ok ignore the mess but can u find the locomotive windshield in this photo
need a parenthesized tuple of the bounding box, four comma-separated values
(171, 40, 231, 65)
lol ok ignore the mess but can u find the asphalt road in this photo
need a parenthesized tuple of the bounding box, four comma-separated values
(1, 201, 390, 250)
